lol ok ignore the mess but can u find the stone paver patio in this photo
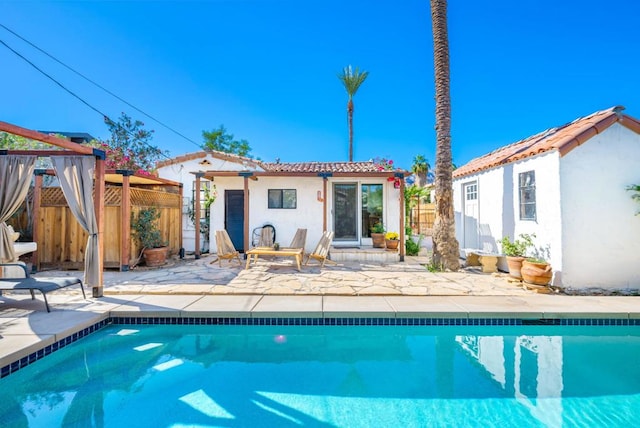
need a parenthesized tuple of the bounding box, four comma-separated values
(39, 253, 535, 297)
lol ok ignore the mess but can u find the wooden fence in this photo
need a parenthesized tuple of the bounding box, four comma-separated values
(409, 203, 435, 236)
(35, 186, 181, 270)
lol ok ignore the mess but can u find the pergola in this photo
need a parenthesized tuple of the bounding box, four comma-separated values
(0, 121, 106, 297)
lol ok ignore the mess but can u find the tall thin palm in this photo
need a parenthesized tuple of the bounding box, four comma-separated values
(430, 0, 460, 271)
(338, 65, 369, 162)
(411, 154, 431, 187)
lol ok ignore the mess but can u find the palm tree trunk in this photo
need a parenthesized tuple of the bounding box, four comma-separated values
(430, 0, 460, 271)
(347, 99, 354, 162)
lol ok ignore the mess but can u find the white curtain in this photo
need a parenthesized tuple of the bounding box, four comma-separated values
(0, 155, 36, 263)
(52, 156, 100, 287)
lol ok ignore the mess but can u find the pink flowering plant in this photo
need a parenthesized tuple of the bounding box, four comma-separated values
(373, 157, 403, 186)
(91, 113, 168, 176)
(373, 157, 395, 171)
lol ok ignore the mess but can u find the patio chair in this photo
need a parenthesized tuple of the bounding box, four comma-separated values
(305, 231, 336, 267)
(288, 228, 307, 252)
(0, 263, 85, 312)
(210, 230, 242, 267)
(251, 224, 276, 247)
(257, 226, 275, 247)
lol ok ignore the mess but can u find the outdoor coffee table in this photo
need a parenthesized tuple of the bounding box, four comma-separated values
(245, 247, 304, 271)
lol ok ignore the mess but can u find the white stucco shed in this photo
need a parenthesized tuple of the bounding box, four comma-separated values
(452, 106, 640, 290)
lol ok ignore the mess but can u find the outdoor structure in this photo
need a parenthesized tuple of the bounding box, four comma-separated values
(452, 106, 640, 290)
(156, 151, 410, 261)
(0, 121, 106, 296)
(24, 171, 182, 272)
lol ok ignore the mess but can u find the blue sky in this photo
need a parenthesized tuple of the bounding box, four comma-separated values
(1, 0, 639, 171)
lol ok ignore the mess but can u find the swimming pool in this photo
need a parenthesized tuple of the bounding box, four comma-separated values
(1, 322, 639, 427)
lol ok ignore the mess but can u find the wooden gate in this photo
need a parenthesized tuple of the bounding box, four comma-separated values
(409, 203, 435, 236)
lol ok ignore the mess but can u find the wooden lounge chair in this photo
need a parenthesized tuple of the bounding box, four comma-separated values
(0, 263, 85, 312)
(305, 231, 336, 267)
(257, 226, 275, 247)
(288, 228, 307, 252)
(210, 230, 242, 267)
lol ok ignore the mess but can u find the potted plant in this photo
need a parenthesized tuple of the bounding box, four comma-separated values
(370, 222, 386, 248)
(521, 257, 553, 287)
(500, 233, 534, 279)
(131, 207, 168, 267)
(385, 231, 400, 251)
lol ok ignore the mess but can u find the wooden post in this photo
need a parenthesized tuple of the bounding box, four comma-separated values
(243, 175, 250, 253)
(32, 171, 44, 272)
(318, 172, 332, 232)
(194, 172, 204, 259)
(118, 170, 132, 271)
(396, 173, 406, 262)
(93, 155, 106, 297)
(178, 183, 184, 257)
(323, 177, 328, 232)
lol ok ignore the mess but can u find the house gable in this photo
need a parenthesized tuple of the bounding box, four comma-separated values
(454, 106, 640, 179)
(156, 150, 265, 171)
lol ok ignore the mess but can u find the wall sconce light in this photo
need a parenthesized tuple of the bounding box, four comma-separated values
(317, 190, 324, 202)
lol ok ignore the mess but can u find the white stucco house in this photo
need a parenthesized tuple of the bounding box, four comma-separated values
(157, 151, 409, 261)
(452, 106, 640, 290)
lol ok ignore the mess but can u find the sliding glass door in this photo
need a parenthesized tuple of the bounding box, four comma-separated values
(333, 183, 358, 242)
(333, 182, 384, 245)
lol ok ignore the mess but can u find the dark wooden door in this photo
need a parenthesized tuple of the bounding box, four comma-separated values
(225, 190, 244, 252)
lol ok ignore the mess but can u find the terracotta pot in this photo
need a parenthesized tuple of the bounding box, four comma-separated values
(506, 256, 525, 280)
(521, 260, 552, 286)
(371, 233, 386, 248)
(143, 247, 168, 267)
(385, 239, 399, 251)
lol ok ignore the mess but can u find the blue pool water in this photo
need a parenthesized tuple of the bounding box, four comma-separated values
(1, 323, 640, 427)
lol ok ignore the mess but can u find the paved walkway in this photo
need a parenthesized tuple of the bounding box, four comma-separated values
(35, 253, 535, 296)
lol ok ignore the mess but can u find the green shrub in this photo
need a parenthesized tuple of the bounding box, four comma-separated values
(405, 235, 423, 256)
(500, 233, 535, 257)
(132, 207, 167, 249)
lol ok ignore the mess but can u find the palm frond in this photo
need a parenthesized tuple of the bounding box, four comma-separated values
(337, 65, 369, 98)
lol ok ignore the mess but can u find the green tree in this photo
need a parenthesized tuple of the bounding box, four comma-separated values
(1, 132, 62, 173)
(411, 154, 431, 187)
(337, 65, 369, 162)
(202, 125, 252, 157)
(98, 113, 167, 173)
(430, 0, 460, 271)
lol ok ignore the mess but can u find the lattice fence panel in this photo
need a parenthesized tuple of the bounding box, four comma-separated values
(131, 188, 181, 208)
(41, 187, 67, 206)
(104, 187, 122, 206)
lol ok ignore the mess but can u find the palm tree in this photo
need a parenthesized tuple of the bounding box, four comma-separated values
(430, 0, 460, 271)
(338, 65, 369, 162)
(411, 154, 431, 187)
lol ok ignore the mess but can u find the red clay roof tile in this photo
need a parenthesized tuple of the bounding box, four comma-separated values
(453, 106, 638, 179)
(260, 161, 398, 173)
(157, 151, 408, 175)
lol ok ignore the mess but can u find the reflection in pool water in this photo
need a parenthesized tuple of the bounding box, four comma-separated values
(1, 324, 639, 427)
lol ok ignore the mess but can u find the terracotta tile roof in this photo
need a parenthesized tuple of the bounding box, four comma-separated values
(156, 150, 265, 169)
(158, 152, 409, 175)
(453, 106, 640, 179)
(260, 161, 406, 174)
